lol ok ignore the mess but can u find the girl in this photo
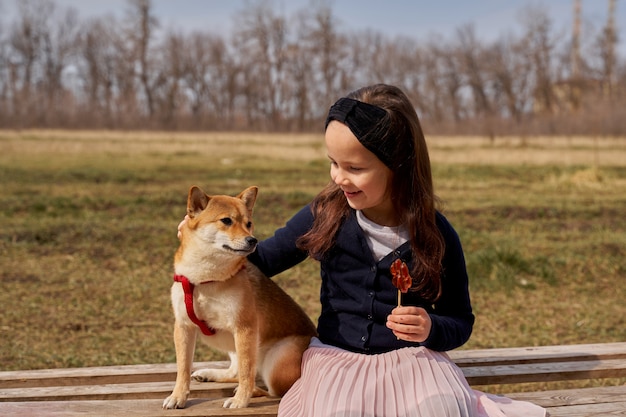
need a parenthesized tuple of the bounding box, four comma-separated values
(250, 84, 545, 416)
(181, 84, 546, 416)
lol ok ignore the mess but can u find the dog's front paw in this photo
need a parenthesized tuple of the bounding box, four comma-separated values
(223, 394, 250, 409)
(162, 392, 188, 409)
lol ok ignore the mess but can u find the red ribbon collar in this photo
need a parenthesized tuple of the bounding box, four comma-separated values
(173, 264, 245, 337)
(173, 274, 216, 336)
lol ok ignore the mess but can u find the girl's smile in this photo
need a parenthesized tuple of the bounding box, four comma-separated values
(341, 188, 361, 198)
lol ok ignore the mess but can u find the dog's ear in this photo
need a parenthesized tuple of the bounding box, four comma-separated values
(237, 186, 258, 215)
(187, 186, 210, 219)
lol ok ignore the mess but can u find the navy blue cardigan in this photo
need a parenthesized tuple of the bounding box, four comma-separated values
(248, 205, 474, 354)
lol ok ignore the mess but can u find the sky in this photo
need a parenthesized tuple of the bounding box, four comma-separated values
(1, 0, 624, 53)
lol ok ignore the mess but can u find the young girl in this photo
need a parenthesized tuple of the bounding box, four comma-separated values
(181, 84, 545, 416)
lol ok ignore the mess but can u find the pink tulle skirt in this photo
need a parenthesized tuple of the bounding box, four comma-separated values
(278, 338, 546, 417)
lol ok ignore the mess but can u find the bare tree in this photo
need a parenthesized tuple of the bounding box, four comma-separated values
(419, 39, 464, 127)
(0, 3, 9, 123)
(519, 5, 557, 115)
(486, 36, 533, 123)
(596, 0, 618, 97)
(112, 14, 142, 127)
(284, 21, 313, 130)
(349, 30, 387, 85)
(179, 31, 212, 124)
(5, 0, 81, 127)
(393, 40, 428, 120)
(456, 24, 492, 119)
(286, 2, 345, 128)
(125, 0, 160, 119)
(233, 0, 290, 130)
(76, 13, 140, 128)
(180, 31, 239, 129)
(77, 16, 119, 127)
(7, 0, 53, 124)
(305, 2, 349, 111)
(40, 5, 80, 124)
(155, 31, 184, 128)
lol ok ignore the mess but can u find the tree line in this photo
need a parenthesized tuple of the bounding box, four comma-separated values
(0, 0, 623, 135)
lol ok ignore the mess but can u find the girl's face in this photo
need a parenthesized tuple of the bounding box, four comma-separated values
(325, 121, 396, 226)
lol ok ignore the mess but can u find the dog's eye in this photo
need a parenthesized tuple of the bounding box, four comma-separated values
(220, 218, 233, 226)
(246, 221, 252, 228)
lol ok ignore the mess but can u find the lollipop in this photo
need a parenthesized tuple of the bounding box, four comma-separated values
(390, 258, 412, 306)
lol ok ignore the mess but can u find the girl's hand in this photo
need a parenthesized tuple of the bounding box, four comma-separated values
(386, 306, 432, 343)
(177, 215, 190, 239)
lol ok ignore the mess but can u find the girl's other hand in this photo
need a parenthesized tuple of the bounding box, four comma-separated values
(386, 306, 432, 343)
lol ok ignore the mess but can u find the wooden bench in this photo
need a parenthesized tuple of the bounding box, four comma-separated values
(1, 342, 625, 416)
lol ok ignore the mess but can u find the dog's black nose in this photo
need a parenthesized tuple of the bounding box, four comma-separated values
(246, 236, 258, 246)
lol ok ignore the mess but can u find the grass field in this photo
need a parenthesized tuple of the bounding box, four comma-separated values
(1, 129, 625, 391)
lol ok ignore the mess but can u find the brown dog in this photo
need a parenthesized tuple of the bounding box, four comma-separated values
(163, 186, 316, 409)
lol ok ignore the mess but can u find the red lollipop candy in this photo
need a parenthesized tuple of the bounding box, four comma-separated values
(391, 258, 412, 293)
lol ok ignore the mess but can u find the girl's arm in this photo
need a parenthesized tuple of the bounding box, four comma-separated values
(420, 213, 475, 351)
(247, 205, 313, 277)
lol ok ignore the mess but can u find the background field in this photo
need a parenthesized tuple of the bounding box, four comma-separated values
(1, 130, 625, 391)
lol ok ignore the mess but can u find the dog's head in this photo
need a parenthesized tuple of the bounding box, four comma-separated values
(183, 186, 259, 257)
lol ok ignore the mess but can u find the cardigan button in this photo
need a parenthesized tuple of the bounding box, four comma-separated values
(361, 336, 367, 342)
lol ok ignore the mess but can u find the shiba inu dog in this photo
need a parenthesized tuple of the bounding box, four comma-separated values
(163, 186, 317, 409)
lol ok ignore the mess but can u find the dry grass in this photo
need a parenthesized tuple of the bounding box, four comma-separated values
(3, 130, 625, 165)
(0, 130, 325, 162)
(1, 130, 625, 394)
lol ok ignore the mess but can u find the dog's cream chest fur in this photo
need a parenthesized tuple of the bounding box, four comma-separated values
(171, 275, 251, 349)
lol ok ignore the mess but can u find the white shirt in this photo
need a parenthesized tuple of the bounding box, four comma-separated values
(356, 210, 409, 261)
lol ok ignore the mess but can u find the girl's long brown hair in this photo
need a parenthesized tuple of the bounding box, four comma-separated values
(297, 84, 445, 302)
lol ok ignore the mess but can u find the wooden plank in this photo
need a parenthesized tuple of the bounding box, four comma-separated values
(449, 342, 626, 366)
(6, 362, 623, 403)
(0, 380, 237, 402)
(2, 342, 623, 389)
(0, 361, 223, 389)
(463, 358, 626, 385)
(4, 355, 624, 393)
(506, 385, 626, 408)
(546, 401, 626, 417)
(2, 394, 625, 417)
(1, 383, 625, 416)
(0, 397, 614, 417)
(0, 398, 280, 417)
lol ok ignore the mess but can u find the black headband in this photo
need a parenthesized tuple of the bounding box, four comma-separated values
(325, 97, 392, 168)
